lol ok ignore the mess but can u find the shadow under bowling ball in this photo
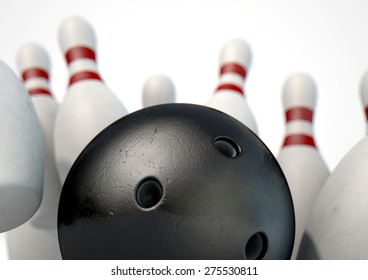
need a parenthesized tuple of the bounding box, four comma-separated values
(297, 232, 321, 260)
(58, 103, 295, 260)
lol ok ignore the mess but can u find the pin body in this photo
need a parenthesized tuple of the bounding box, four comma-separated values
(277, 73, 329, 259)
(0, 60, 44, 233)
(142, 74, 176, 107)
(298, 70, 368, 259)
(206, 38, 257, 134)
(6, 43, 62, 259)
(54, 16, 128, 184)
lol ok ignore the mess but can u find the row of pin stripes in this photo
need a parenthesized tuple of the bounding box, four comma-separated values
(22, 46, 102, 93)
(21, 45, 317, 149)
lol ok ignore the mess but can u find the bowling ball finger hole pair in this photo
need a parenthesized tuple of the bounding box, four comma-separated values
(135, 178, 163, 209)
(245, 232, 268, 260)
(135, 136, 240, 209)
(214, 136, 241, 158)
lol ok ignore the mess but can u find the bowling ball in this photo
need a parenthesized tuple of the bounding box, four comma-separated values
(58, 103, 294, 259)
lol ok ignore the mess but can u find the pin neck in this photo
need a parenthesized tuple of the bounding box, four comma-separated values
(216, 62, 246, 96)
(219, 62, 246, 79)
(65, 46, 96, 64)
(216, 84, 244, 95)
(282, 134, 316, 147)
(285, 107, 313, 122)
(21, 68, 52, 97)
(283, 107, 316, 148)
(65, 46, 103, 86)
(28, 88, 52, 96)
(22, 68, 49, 81)
(69, 71, 102, 86)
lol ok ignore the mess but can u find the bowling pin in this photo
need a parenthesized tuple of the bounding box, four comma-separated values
(206, 38, 257, 134)
(54, 16, 128, 185)
(276, 73, 329, 259)
(142, 74, 176, 107)
(6, 43, 62, 259)
(298, 69, 368, 259)
(0, 60, 44, 233)
(361, 69, 368, 133)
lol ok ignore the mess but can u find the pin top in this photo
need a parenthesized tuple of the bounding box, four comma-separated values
(58, 16, 96, 55)
(219, 38, 252, 70)
(142, 74, 176, 107)
(16, 43, 53, 97)
(17, 43, 50, 80)
(282, 73, 316, 111)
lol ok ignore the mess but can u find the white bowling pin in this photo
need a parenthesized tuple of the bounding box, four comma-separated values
(298, 70, 368, 259)
(206, 38, 257, 134)
(0, 60, 44, 233)
(54, 16, 128, 185)
(277, 73, 329, 259)
(6, 43, 62, 259)
(142, 74, 176, 107)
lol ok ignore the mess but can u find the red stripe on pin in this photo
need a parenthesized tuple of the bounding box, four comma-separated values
(286, 107, 313, 122)
(216, 84, 244, 95)
(220, 63, 246, 79)
(65, 46, 96, 64)
(69, 71, 102, 86)
(283, 134, 316, 147)
(28, 88, 52, 97)
(22, 68, 49, 81)
(365, 106, 368, 121)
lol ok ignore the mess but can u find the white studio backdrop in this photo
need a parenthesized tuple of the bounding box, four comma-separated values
(0, 0, 367, 260)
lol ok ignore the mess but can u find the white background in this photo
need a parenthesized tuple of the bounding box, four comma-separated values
(0, 0, 367, 260)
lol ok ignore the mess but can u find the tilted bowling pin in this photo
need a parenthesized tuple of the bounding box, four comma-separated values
(0, 60, 44, 233)
(7, 43, 62, 259)
(142, 74, 176, 108)
(298, 69, 368, 259)
(206, 38, 257, 134)
(276, 73, 329, 259)
(54, 16, 128, 184)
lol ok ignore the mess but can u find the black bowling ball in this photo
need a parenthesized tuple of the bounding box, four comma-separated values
(58, 103, 294, 259)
